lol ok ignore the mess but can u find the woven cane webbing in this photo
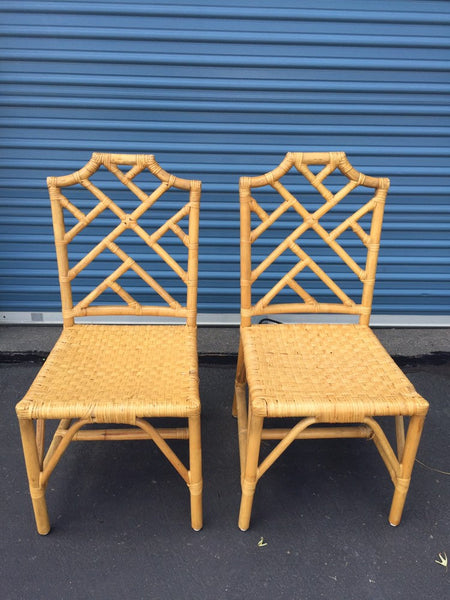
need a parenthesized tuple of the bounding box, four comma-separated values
(16, 325, 200, 422)
(242, 324, 429, 421)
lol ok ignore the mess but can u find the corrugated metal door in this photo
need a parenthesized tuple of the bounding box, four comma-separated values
(1, 0, 449, 324)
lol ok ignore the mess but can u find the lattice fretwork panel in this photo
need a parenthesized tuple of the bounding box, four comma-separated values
(240, 152, 389, 320)
(48, 153, 200, 322)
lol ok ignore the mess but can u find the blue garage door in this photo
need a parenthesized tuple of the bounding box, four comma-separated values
(1, 0, 449, 324)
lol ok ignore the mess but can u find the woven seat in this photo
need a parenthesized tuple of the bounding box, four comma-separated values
(16, 153, 202, 534)
(234, 152, 429, 531)
(17, 325, 200, 421)
(242, 324, 428, 420)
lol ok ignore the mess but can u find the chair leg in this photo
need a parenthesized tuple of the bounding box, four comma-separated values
(18, 418, 51, 535)
(232, 339, 246, 417)
(235, 382, 248, 478)
(232, 385, 238, 418)
(389, 415, 426, 526)
(238, 411, 264, 531)
(36, 419, 45, 469)
(188, 415, 203, 531)
(395, 415, 405, 460)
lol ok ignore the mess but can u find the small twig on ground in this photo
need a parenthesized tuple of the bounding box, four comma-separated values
(435, 552, 448, 572)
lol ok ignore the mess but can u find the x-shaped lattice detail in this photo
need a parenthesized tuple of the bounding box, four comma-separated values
(56, 159, 191, 313)
(249, 163, 378, 312)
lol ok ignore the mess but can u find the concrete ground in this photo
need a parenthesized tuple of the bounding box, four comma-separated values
(1, 324, 450, 358)
(1, 325, 449, 599)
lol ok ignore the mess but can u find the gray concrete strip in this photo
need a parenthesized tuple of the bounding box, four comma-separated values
(373, 327, 450, 357)
(0, 325, 62, 354)
(0, 324, 449, 358)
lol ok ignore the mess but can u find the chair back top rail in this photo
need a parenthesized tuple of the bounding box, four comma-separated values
(47, 153, 200, 327)
(48, 152, 195, 190)
(239, 152, 390, 326)
(241, 152, 388, 190)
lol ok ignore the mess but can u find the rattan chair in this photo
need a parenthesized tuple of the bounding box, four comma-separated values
(16, 153, 202, 534)
(234, 152, 429, 531)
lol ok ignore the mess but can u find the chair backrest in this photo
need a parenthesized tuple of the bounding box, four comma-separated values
(240, 152, 389, 326)
(47, 153, 200, 327)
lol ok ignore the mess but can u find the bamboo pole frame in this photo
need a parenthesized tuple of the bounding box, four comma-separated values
(16, 153, 203, 534)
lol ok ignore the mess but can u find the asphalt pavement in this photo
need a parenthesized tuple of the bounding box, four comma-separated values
(1, 325, 449, 600)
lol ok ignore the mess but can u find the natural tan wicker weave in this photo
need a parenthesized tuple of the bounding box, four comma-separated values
(16, 153, 202, 534)
(234, 152, 429, 531)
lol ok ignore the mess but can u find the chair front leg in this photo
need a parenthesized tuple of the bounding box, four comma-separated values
(238, 410, 264, 531)
(188, 415, 203, 531)
(18, 418, 51, 535)
(389, 415, 426, 526)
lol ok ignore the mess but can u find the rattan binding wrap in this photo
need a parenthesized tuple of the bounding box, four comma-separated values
(234, 152, 429, 531)
(16, 154, 203, 534)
